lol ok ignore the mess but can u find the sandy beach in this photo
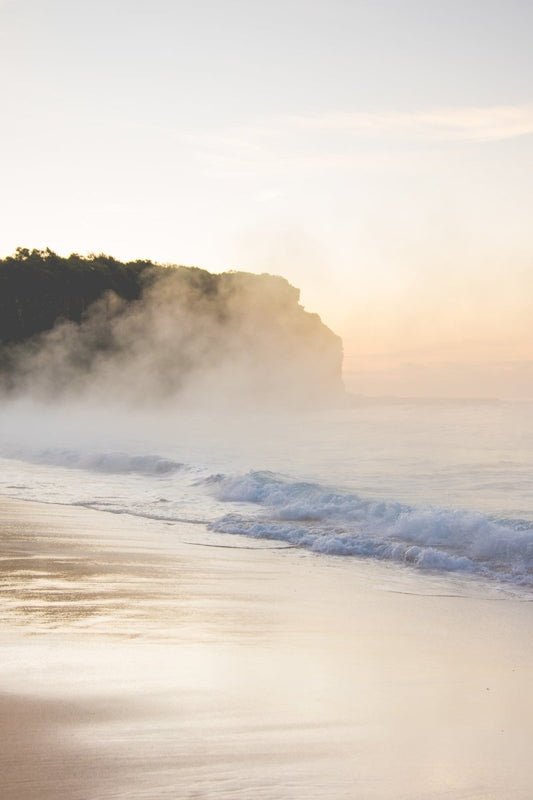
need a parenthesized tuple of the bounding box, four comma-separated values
(0, 494, 532, 800)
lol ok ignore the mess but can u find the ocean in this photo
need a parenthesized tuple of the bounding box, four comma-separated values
(1, 398, 532, 592)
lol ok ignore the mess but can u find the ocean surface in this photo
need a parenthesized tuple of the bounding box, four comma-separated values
(1, 398, 532, 591)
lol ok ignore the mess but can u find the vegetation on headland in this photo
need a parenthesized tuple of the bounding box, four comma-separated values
(0, 248, 344, 404)
(0, 248, 155, 343)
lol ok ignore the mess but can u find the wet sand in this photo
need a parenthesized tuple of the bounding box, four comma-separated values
(1, 495, 532, 799)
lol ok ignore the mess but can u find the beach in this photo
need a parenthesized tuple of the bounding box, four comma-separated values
(0, 495, 532, 799)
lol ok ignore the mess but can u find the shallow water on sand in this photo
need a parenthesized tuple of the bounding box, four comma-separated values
(1, 400, 532, 589)
(1, 498, 532, 800)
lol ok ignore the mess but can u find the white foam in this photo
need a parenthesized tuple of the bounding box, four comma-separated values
(5, 448, 184, 476)
(207, 471, 533, 586)
(1, 451, 532, 588)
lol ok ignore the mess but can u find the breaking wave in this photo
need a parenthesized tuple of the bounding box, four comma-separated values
(1, 447, 532, 588)
(9, 448, 184, 476)
(206, 471, 533, 587)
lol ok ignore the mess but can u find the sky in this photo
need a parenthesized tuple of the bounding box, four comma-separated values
(1, 0, 532, 398)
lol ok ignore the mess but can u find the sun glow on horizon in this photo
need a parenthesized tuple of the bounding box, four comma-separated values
(1, 0, 532, 398)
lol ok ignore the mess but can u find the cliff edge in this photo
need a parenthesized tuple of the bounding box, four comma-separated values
(0, 248, 344, 407)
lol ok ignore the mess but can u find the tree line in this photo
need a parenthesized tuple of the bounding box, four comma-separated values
(0, 248, 158, 344)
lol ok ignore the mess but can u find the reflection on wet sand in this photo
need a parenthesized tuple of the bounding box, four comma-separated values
(0, 552, 187, 632)
(0, 501, 359, 800)
(1, 497, 533, 800)
(0, 500, 274, 640)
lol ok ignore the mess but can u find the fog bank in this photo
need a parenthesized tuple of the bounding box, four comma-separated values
(0, 252, 344, 410)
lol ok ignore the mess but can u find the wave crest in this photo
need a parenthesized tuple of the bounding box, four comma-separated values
(33, 449, 184, 476)
(207, 471, 533, 586)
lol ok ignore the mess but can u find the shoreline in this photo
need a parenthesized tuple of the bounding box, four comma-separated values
(1, 494, 532, 799)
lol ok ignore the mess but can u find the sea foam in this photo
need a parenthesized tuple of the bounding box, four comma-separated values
(1, 446, 532, 588)
(12, 448, 183, 476)
(207, 471, 533, 586)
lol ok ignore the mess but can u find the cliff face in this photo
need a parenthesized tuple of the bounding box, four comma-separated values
(0, 249, 344, 406)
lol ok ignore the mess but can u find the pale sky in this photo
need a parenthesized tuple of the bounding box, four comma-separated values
(1, 0, 532, 397)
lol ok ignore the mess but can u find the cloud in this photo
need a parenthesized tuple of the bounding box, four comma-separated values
(289, 105, 533, 143)
(184, 104, 533, 179)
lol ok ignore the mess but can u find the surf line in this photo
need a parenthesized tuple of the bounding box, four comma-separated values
(184, 541, 297, 550)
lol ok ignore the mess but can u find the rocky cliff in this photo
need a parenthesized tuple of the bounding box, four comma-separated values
(0, 248, 344, 406)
